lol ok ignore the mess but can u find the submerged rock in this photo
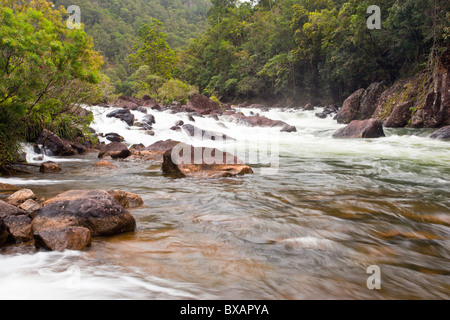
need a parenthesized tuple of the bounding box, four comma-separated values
(34, 227, 92, 251)
(162, 144, 253, 178)
(332, 119, 386, 139)
(93, 160, 119, 170)
(182, 124, 235, 141)
(34, 190, 136, 237)
(40, 161, 62, 173)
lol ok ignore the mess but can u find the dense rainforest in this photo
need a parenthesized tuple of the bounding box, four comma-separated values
(0, 0, 449, 170)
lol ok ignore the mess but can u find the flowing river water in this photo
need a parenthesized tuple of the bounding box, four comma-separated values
(0, 106, 449, 300)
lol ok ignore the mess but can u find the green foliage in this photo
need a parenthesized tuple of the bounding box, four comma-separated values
(0, 0, 104, 170)
(157, 79, 199, 105)
(50, 0, 212, 91)
(180, 0, 449, 103)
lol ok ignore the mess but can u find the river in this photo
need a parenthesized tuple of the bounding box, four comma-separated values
(0, 106, 449, 299)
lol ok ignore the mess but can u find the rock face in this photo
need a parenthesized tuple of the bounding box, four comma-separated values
(335, 89, 365, 124)
(430, 125, 450, 140)
(36, 129, 76, 156)
(182, 124, 235, 141)
(40, 161, 62, 173)
(162, 144, 254, 178)
(185, 95, 223, 115)
(332, 119, 386, 139)
(34, 227, 92, 251)
(6, 189, 37, 206)
(34, 190, 136, 237)
(98, 142, 131, 159)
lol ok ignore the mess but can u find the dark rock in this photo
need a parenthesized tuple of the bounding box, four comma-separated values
(70, 142, 86, 155)
(98, 142, 131, 159)
(0, 183, 20, 193)
(34, 227, 92, 251)
(315, 113, 327, 119)
(162, 144, 254, 179)
(146, 130, 155, 136)
(187, 115, 195, 122)
(40, 161, 62, 173)
(105, 133, 125, 143)
(175, 120, 184, 126)
(170, 126, 181, 131)
(359, 82, 386, 120)
(383, 101, 414, 128)
(0, 218, 10, 247)
(137, 106, 148, 114)
(281, 125, 297, 133)
(332, 119, 386, 139)
(36, 129, 76, 156)
(335, 89, 365, 124)
(0, 200, 26, 218)
(34, 190, 136, 237)
(182, 124, 235, 141)
(185, 95, 223, 115)
(430, 125, 450, 140)
(231, 113, 287, 127)
(142, 114, 156, 125)
(4, 215, 32, 243)
(106, 108, 135, 126)
(129, 139, 181, 162)
(106, 108, 129, 118)
(303, 103, 315, 111)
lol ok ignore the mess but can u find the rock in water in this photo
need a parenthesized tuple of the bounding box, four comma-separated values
(33, 190, 136, 237)
(185, 94, 223, 115)
(40, 161, 62, 173)
(93, 160, 119, 170)
(98, 142, 131, 159)
(36, 129, 76, 156)
(106, 190, 144, 209)
(34, 227, 92, 251)
(335, 89, 365, 124)
(332, 119, 386, 139)
(182, 124, 235, 141)
(162, 144, 254, 178)
(281, 125, 297, 133)
(6, 189, 37, 206)
(383, 101, 414, 128)
(430, 126, 450, 140)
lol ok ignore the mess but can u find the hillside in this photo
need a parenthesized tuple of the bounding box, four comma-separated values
(51, 0, 211, 83)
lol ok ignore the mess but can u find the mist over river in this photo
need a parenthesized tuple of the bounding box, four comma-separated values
(0, 106, 449, 299)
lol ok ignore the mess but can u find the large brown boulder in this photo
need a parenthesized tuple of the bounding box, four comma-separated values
(162, 144, 254, 178)
(19, 199, 42, 219)
(335, 89, 365, 124)
(98, 142, 131, 159)
(36, 129, 76, 156)
(34, 227, 92, 251)
(185, 95, 223, 115)
(33, 190, 136, 237)
(332, 119, 386, 139)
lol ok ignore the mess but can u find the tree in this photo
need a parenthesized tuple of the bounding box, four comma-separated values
(127, 19, 176, 79)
